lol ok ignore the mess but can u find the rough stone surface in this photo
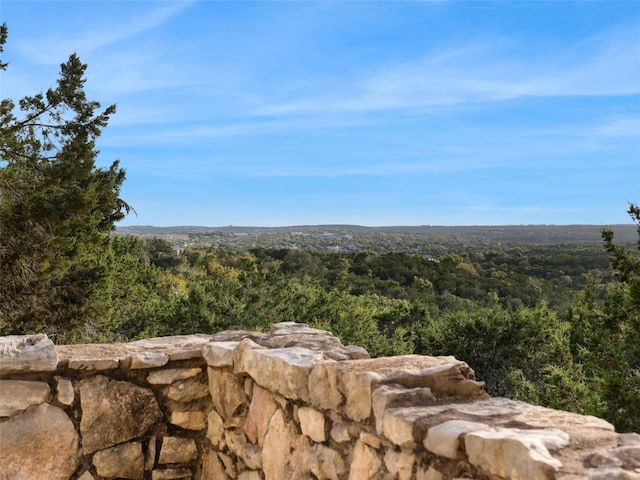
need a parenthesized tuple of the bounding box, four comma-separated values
(238, 471, 262, 480)
(131, 351, 169, 369)
(208, 366, 247, 420)
(93, 442, 144, 479)
(349, 439, 382, 480)
(169, 410, 206, 430)
(0, 403, 79, 480)
(201, 453, 230, 480)
(382, 407, 425, 447)
(0, 334, 57, 375)
(56, 377, 75, 406)
(159, 436, 199, 464)
(0, 325, 638, 480)
(128, 334, 211, 360)
(207, 409, 225, 446)
(418, 467, 444, 480)
(384, 448, 415, 480)
(165, 376, 209, 402)
(244, 384, 278, 446)
(151, 467, 193, 480)
(235, 339, 325, 402)
(299, 406, 327, 443)
(202, 341, 239, 367)
(147, 367, 202, 385)
(69, 356, 119, 371)
(0, 380, 50, 416)
(466, 427, 570, 480)
(262, 408, 295, 480)
(372, 384, 435, 434)
(309, 444, 347, 480)
(330, 422, 352, 443)
(309, 361, 344, 410)
(146, 436, 157, 471)
(79, 375, 162, 454)
(424, 419, 491, 459)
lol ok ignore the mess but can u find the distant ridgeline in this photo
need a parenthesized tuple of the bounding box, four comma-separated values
(1, 323, 638, 480)
(115, 224, 638, 252)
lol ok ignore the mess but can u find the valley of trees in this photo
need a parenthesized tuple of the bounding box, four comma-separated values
(1, 24, 638, 433)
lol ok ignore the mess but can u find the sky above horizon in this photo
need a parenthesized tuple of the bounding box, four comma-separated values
(1, 1, 639, 227)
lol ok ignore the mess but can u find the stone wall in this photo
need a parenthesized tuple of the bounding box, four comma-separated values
(1, 322, 638, 480)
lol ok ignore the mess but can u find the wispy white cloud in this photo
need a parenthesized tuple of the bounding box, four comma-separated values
(254, 23, 640, 117)
(17, 2, 195, 65)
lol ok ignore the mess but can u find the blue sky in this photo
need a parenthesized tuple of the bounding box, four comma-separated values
(1, 1, 639, 227)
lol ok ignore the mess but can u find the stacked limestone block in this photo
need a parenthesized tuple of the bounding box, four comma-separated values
(0, 333, 212, 480)
(1, 323, 639, 480)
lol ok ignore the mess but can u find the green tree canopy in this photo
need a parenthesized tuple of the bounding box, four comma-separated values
(0, 24, 131, 339)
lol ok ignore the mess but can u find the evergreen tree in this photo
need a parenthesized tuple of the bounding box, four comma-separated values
(0, 24, 131, 340)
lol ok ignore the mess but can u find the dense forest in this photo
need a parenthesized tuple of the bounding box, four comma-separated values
(1, 23, 638, 433)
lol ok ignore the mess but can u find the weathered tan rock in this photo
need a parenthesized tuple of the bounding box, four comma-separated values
(244, 384, 279, 446)
(0, 380, 50, 416)
(349, 439, 382, 480)
(382, 407, 425, 447)
(56, 377, 74, 406)
(313, 355, 484, 424)
(131, 351, 169, 369)
(151, 467, 193, 479)
(559, 469, 640, 480)
(80, 375, 162, 454)
(340, 368, 383, 421)
(158, 436, 198, 464)
(0, 334, 57, 375)
(510, 400, 615, 432)
(242, 443, 263, 470)
(360, 431, 382, 449)
(218, 451, 238, 478)
(235, 338, 325, 402)
(225, 428, 263, 469)
(77, 471, 95, 480)
(299, 406, 327, 443)
(147, 367, 203, 385)
(129, 334, 211, 360)
(620, 433, 640, 446)
(589, 445, 640, 470)
(238, 471, 262, 480)
(207, 409, 225, 446)
(417, 467, 444, 480)
(165, 376, 209, 402)
(384, 448, 415, 480)
(201, 453, 230, 480)
(203, 340, 239, 367)
(208, 366, 246, 420)
(466, 427, 570, 480)
(424, 419, 491, 459)
(330, 422, 352, 443)
(0, 403, 79, 479)
(93, 442, 144, 479)
(308, 444, 347, 480)
(262, 408, 295, 480)
(372, 384, 435, 434)
(309, 361, 344, 410)
(264, 322, 369, 361)
(290, 431, 314, 479)
(69, 355, 119, 371)
(169, 410, 206, 430)
(146, 436, 157, 471)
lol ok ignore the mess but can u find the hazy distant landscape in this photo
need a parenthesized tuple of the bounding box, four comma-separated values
(116, 223, 638, 253)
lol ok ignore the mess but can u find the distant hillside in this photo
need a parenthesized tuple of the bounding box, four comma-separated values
(115, 223, 637, 252)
